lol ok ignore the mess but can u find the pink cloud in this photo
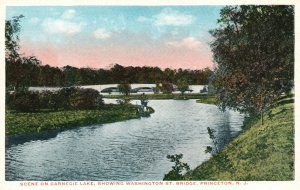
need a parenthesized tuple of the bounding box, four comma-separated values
(20, 36, 214, 70)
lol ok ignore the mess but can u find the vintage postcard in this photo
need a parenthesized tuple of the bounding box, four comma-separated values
(0, 0, 299, 190)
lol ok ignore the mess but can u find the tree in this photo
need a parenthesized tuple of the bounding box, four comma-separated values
(6, 15, 42, 91)
(118, 83, 131, 96)
(160, 81, 174, 94)
(5, 15, 23, 91)
(176, 78, 189, 96)
(70, 88, 103, 110)
(5, 15, 24, 60)
(211, 6, 294, 125)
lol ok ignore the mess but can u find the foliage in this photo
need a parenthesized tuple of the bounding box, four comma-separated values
(118, 83, 131, 96)
(163, 154, 191, 180)
(160, 82, 174, 94)
(13, 90, 40, 112)
(205, 127, 219, 155)
(5, 15, 42, 92)
(70, 88, 104, 109)
(185, 96, 294, 180)
(176, 78, 189, 95)
(8, 88, 103, 112)
(5, 15, 23, 60)
(5, 104, 141, 136)
(211, 6, 294, 124)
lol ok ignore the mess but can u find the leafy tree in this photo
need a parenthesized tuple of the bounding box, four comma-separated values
(39, 65, 64, 87)
(5, 15, 41, 92)
(5, 15, 23, 60)
(211, 6, 294, 125)
(160, 81, 174, 94)
(70, 88, 103, 110)
(176, 78, 189, 95)
(13, 90, 40, 112)
(118, 83, 131, 96)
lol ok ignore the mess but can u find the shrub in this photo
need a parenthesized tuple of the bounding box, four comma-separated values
(56, 87, 77, 109)
(5, 90, 14, 109)
(163, 154, 191, 180)
(70, 88, 103, 109)
(205, 127, 219, 155)
(39, 90, 51, 109)
(14, 90, 40, 112)
(161, 82, 174, 94)
(8, 87, 104, 112)
(118, 83, 131, 96)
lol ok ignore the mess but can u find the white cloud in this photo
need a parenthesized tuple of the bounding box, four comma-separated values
(137, 16, 152, 23)
(62, 9, 76, 19)
(93, 28, 111, 40)
(154, 8, 194, 26)
(182, 37, 201, 49)
(166, 37, 201, 50)
(42, 18, 85, 36)
(29, 17, 40, 25)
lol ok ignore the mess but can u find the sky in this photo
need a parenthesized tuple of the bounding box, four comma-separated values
(6, 6, 222, 70)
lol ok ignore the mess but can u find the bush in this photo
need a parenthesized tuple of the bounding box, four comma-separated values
(70, 88, 103, 110)
(161, 82, 174, 94)
(14, 90, 40, 112)
(39, 90, 52, 109)
(8, 87, 104, 112)
(5, 90, 14, 109)
(56, 87, 77, 109)
(163, 154, 191, 181)
(118, 83, 131, 96)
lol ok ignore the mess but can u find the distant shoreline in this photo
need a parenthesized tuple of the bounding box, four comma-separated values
(103, 93, 213, 100)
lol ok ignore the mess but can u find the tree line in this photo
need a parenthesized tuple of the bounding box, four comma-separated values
(7, 62, 213, 90)
(5, 15, 213, 92)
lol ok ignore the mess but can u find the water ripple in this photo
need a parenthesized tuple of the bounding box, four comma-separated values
(6, 100, 243, 181)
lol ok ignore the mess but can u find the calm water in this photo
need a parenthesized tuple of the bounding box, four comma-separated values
(5, 100, 243, 181)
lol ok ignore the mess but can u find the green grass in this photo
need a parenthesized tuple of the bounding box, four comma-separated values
(5, 104, 142, 136)
(185, 96, 294, 180)
(196, 96, 217, 105)
(104, 93, 210, 100)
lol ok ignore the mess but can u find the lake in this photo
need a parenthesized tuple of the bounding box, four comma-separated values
(5, 99, 243, 181)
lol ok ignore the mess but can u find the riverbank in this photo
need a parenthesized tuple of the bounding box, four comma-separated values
(184, 96, 294, 180)
(196, 96, 217, 105)
(6, 104, 152, 136)
(103, 93, 210, 100)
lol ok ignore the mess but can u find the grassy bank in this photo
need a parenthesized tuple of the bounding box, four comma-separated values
(196, 96, 217, 105)
(6, 104, 145, 136)
(104, 93, 209, 100)
(185, 96, 294, 180)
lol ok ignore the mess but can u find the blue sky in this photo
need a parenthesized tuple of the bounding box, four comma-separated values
(6, 6, 222, 69)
